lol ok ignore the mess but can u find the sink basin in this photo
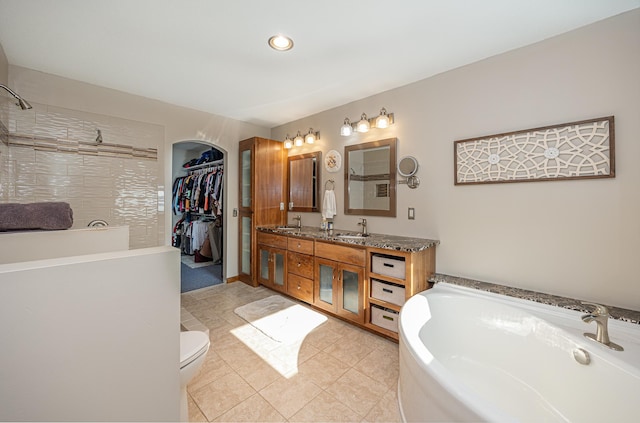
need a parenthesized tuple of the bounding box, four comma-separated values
(335, 233, 369, 239)
(276, 226, 299, 231)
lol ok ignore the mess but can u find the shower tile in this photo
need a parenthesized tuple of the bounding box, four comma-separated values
(36, 150, 83, 166)
(36, 174, 83, 187)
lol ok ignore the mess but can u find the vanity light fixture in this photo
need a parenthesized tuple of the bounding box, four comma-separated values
(340, 118, 353, 136)
(304, 128, 319, 144)
(268, 34, 294, 51)
(356, 113, 371, 133)
(375, 108, 390, 129)
(283, 134, 293, 149)
(340, 108, 394, 136)
(283, 129, 320, 149)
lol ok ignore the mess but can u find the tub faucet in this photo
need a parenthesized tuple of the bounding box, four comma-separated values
(581, 302, 623, 351)
(358, 218, 368, 235)
(293, 215, 301, 229)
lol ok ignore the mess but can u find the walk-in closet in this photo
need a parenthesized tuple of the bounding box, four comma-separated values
(172, 141, 225, 292)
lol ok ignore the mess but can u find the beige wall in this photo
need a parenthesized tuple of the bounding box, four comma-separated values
(0, 42, 7, 85)
(273, 10, 640, 310)
(5, 65, 270, 277)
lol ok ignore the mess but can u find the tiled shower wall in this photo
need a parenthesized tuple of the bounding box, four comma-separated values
(0, 102, 164, 249)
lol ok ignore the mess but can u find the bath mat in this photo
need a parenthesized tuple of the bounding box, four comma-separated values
(234, 295, 327, 344)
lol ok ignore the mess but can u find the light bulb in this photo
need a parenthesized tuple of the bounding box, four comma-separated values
(375, 108, 390, 128)
(283, 134, 293, 149)
(268, 35, 294, 51)
(340, 118, 353, 136)
(356, 113, 370, 133)
(294, 131, 304, 147)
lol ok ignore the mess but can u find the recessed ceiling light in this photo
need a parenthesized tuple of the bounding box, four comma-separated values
(268, 34, 294, 51)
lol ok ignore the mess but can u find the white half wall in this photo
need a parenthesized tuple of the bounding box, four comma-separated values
(0, 226, 129, 264)
(0, 246, 180, 421)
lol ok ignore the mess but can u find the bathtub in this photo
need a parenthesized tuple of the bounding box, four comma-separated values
(398, 282, 640, 423)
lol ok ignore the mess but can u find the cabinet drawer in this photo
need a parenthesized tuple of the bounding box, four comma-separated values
(371, 254, 406, 280)
(371, 279, 406, 306)
(371, 304, 399, 333)
(287, 237, 314, 255)
(287, 273, 313, 303)
(257, 232, 288, 249)
(315, 241, 365, 267)
(287, 251, 314, 279)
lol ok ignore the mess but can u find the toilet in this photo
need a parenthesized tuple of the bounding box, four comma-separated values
(180, 331, 210, 422)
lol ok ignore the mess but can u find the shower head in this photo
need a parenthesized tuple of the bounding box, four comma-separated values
(0, 84, 33, 110)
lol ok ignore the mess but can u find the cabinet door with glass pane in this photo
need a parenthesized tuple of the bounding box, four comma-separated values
(314, 257, 338, 314)
(258, 244, 287, 293)
(337, 263, 365, 323)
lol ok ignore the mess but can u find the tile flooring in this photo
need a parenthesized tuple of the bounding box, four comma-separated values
(181, 282, 402, 422)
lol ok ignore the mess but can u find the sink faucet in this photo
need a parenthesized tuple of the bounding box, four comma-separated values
(293, 215, 301, 229)
(581, 302, 623, 351)
(358, 218, 367, 236)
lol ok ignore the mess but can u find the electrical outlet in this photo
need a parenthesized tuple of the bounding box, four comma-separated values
(408, 207, 415, 220)
(280, 202, 285, 211)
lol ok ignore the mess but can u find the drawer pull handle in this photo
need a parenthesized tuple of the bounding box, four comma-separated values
(382, 288, 393, 293)
(383, 263, 394, 268)
(297, 243, 301, 248)
(297, 263, 301, 267)
(382, 315, 394, 321)
(297, 285, 301, 290)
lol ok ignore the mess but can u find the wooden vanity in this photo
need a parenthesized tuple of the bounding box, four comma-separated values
(256, 227, 438, 340)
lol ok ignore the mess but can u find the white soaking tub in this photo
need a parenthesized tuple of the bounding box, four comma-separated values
(398, 282, 640, 423)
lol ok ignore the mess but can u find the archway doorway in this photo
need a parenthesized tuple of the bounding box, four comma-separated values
(171, 141, 226, 292)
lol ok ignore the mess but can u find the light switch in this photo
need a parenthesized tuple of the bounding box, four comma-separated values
(233, 208, 238, 217)
(280, 202, 285, 211)
(408, 207, 415, 220)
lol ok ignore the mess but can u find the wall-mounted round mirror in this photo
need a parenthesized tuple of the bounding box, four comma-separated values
(398, 156, 419, 177)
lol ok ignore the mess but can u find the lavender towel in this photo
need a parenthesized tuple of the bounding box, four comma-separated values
(0, 202, 73, 231)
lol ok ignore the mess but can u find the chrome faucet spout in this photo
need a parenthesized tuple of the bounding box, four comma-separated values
(358, 218, 368, 236)
(293, 215, 301, 229)
(581, 302, 623, 351)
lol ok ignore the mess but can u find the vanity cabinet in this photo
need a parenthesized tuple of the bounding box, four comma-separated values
(314, 241, 366, 324)
(237, 137, 286, 286)
(255, 228, 437, 341)
(257, 232, 287, 293)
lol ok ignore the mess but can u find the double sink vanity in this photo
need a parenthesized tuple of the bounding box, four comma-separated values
(238, 136, 439, 340)
(256, 225, 439, 340)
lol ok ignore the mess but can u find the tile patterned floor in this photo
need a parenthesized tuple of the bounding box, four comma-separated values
(181, 282, 402, 422)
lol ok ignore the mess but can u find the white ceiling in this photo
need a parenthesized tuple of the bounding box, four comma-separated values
(0, 0, 638, 127)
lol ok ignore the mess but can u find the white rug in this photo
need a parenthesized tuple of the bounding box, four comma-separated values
(234, 295, 327, 344)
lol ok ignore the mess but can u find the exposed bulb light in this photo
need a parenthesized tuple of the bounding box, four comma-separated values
(283, 134, 293, 149)
(340, 118, 353, 136)
(294, 131, 304, 147)
(304, 128, 316, 144)
(356, 113, 370, 133)
(268, 34, 294, 51)
(375, 108, 390, 129)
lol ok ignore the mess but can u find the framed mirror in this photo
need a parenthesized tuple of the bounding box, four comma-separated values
(344, 138, 397, 217)
(288, 151, 321, 212)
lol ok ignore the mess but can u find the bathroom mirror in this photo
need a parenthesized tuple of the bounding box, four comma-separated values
(288, 151, 321, 212)
(344, 138, 397, 217)
(398, 156, 419, 177)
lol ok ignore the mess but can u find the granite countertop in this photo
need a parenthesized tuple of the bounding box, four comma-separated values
(257, 225, 439, 252)
(431, 274, 640, 325)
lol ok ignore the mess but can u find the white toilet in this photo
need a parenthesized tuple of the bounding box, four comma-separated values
(180, 331, 210, 422)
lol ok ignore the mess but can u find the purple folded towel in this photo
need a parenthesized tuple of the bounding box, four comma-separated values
(0, 202, 74, 231)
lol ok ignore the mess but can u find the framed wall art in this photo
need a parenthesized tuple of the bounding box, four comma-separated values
(454, 116, 615, 185)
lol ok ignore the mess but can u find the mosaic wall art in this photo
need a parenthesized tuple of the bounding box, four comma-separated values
(454, 116, 614, 185)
